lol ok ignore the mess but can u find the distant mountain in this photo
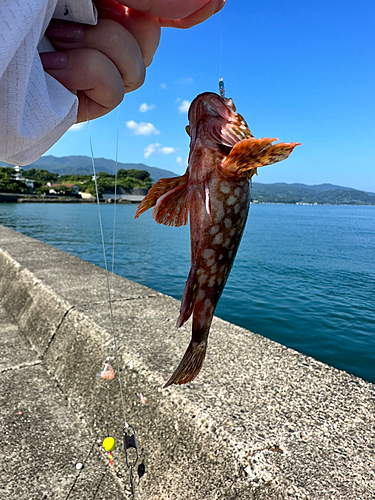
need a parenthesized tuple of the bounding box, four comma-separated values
(251, 182, 375, 205)
(2, 156, 374, 205)
(0, 155, 177, 183)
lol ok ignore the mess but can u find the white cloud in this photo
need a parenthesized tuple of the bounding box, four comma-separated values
(161, 146, 175, 155)
(139, 103, 155, 112)
(144, 144, 157, 158)
(178, 100, 190, 113)
(176, 77, 193, 85)
(126, 120, 159, 135)
(144, 143, 177, 159)
(160, 83, 168, 90)
(69, 123, 85, 131)
(176, 156, 188, 167)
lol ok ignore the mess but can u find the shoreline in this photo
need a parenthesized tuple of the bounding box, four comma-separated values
(1, 193, 375, 206)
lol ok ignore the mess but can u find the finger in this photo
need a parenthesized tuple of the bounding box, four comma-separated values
(94, 2, 161, 67)
(46, 19, 146, 89)
(114, 0, 223, 19)
(160, 0, 225, 28)
(40, 48, 125, 121)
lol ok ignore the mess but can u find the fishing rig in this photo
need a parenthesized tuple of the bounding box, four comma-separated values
(64, 106, 143, 500)
(219, 77, 225, 98)
(65, 7, 227, 497)
(88, 110, 142, 498)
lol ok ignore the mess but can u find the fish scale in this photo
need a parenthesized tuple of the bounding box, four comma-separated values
(135, 92, 300, 387)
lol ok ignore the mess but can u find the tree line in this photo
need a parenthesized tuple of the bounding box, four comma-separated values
(0, 167, 152, 196)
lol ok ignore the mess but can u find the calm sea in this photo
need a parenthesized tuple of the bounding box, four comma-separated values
(0, 202, 374, 383)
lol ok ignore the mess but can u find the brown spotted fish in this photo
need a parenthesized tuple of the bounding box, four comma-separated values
(135, 92, 300, 387)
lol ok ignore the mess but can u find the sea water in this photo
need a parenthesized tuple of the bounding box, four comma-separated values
(0, 202, 374, 383)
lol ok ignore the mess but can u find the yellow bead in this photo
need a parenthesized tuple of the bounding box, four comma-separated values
(102, 437, 116, 452)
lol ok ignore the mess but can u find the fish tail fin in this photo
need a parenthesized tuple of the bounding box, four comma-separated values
(134, 173, 190, 227)
(163, 340, 207, 388)
(221, 138, 301, 179)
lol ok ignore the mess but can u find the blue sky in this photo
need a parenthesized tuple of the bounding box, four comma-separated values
(47, 0, 375, 192)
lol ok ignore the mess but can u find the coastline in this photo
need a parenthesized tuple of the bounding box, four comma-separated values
(0, 193, 139, 204)
(1, 192, 375, 206)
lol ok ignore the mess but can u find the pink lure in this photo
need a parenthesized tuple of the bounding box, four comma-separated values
(97, 363, 115, 381)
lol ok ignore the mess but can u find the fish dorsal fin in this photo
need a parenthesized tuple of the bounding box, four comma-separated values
(221, 137, 301, 178)
(135, 173, 190, 227)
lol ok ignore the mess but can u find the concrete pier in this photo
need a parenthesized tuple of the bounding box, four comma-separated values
(0, 224, 374, 499)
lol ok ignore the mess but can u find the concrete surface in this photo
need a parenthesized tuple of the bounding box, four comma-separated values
(0, 304, 125, 500)
(0, 223, 374, 499)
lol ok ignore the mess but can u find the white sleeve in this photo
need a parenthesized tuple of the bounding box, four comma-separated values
(0, 0, 97, 166)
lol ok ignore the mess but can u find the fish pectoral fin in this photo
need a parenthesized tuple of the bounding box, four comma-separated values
(221, 138, 301, 179)
(163, 340, 207, 388)
(134, 173, 189, 225)
(153, 181, 191, 227)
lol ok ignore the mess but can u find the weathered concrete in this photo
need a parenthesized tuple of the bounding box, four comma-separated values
(0, 223, 374, 499)
(0, 304, 125, 500)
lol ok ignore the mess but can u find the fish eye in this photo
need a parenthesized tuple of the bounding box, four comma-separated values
(185, 125, 191, 136)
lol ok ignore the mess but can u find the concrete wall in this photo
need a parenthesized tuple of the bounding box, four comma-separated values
(0, 224, 374, 499)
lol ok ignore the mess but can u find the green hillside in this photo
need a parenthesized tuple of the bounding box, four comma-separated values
(1, 156, 374, 205)
(251, 182, 375, 205)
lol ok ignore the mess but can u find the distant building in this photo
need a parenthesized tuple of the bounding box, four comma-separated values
(101, 193, 145, 203)
(11, 166, 34, 188)
(49, 183, 80, 195)
(11, 166, 25, 181)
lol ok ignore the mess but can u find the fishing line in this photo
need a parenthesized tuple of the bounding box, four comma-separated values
(218, 8, 225, 97)
(87, 101, 140, 500)
(219, 8, 223, 80)
(86, 108, 127, 427)
(111, 107, 120, 279)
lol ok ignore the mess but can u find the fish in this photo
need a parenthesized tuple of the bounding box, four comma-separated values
(135, 92, 300, 387)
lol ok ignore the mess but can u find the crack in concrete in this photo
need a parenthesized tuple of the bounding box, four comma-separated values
(41, 305, 76, 359)
(75, 294, 160, 307)
(0, 359, 42, 373)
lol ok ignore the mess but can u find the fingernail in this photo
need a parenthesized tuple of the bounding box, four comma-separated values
(46, 20, 85, 42)
(40, 51, 68, 70)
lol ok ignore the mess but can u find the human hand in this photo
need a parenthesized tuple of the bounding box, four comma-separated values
(99, 0, 226, 28)
(41, 13, 160, 122)
(40, 0, 225, 123)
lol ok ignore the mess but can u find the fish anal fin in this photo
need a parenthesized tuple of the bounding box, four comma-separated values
(221, 138, 301, 178)
(163, 340, 207, 388)
(176, 267, 198, 328)
(134, 173, 189, 224)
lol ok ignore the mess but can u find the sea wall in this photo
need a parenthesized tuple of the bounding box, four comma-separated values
(0, 224, 374, 499)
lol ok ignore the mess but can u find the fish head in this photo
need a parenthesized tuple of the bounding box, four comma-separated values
(186, 92, 252, 150)
(188, 92, 236, 124)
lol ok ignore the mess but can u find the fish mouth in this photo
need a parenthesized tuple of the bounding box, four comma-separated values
(188, 92, 237, 126)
